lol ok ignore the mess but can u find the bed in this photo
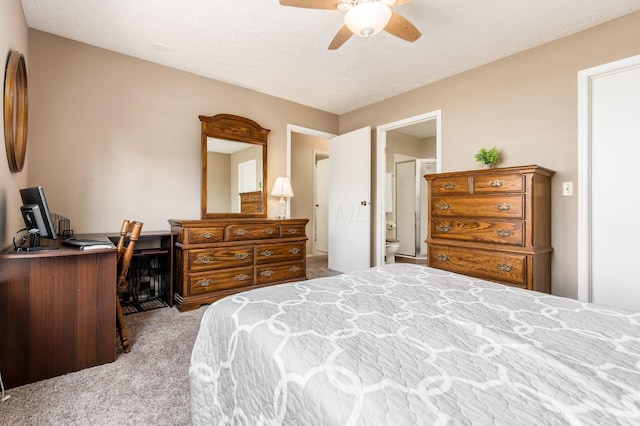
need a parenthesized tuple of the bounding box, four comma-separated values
(189, 263, 640, 425)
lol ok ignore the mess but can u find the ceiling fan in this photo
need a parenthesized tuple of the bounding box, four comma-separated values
(280, 0, 422, 50)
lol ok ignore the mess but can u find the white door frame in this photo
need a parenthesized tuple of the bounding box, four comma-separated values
(375, 111, 442, 266)
(577, 54, 640, 302)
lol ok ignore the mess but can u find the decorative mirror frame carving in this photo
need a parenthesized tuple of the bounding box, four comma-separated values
(200, 114, 270, 219)
(3, 50, 28, 173)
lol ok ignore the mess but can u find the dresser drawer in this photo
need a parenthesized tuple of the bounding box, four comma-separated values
(428, 245, 526, 287)
(240, 203, 262, 213)
(430, 176, 470, 195)
(473, 173, 525, 193)
(431, 219, 525, 246)
(183, 227, 225, 244)
(255, 242, 305, 264)
(256, 260, 305, 285)
(240, 192, 262, 203)
(240, 192, 263, 213)
(431, 195, 524, 219)
(225, 223, 279, 241)
(280, 224, 306, 238)
(188, 266, 254, 295)
(187, 246, 253, 272)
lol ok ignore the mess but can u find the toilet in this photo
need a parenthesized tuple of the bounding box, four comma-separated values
(385, 239, 400, 264)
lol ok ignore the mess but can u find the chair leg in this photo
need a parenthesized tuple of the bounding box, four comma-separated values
(116, 298, 131, 353)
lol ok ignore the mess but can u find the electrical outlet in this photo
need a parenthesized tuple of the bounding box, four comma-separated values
(562, 182, 574, 196)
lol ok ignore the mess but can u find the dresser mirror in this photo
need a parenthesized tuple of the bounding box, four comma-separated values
(200, 114, 270, 218)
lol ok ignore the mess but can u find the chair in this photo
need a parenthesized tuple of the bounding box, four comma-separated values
(115, 220, 143, 353)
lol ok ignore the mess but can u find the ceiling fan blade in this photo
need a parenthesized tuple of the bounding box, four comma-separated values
(279, 0, 342, 10)
(384, 11, 421, 42)
(328, 25, 353, 50)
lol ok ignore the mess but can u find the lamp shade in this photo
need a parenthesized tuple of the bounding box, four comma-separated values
(271, 177, 294, 198)
(344, 2, 392, 38)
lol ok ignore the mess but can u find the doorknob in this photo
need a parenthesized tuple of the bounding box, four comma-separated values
(361, 201, 370, 206)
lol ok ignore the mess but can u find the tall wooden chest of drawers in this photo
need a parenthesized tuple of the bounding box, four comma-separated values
(424, 165, 554, 292)
(169, 218, 308, 311)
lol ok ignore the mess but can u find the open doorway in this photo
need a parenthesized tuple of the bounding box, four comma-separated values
(287, 125, 336, 259)
(376, 111, 442, 266)
(313, 151, 329, 255)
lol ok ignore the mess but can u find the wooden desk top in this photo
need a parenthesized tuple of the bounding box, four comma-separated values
(1, 231, 175, 258)
(0, 240, 114, 258)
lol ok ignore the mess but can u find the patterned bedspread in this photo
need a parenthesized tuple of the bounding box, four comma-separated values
(189, 264, 640, 425)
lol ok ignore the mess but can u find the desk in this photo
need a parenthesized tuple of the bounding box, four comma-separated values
(104, 230, 175, 307)
(0, 244, 116, 389)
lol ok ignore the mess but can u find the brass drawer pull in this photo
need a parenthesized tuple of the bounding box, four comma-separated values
(442, 182, 457, 190)
(201, 232, 214, 239)
(495, 203, 512, 211)
(234, 253, 249, 260)
(196, 278, 212, 287)
(496, 262, 515, 272)
(234, 273, 249, 281)
(260, 250, 274, 257)
(437, 202, 451, 210)
(289, 247, 301, 254)
(495, 229, 513, 237)
(264, 227, 276, 235)
(489, 180, 505, 188)
(289, 266, 301, 272)
(434, 254, 449, 262)
(260, 270, 273, 277)
(288, 228, 298, 234)
(195, 256, 213, 264)
(233, 228, 247, 236)
(436, 224, 451, 233)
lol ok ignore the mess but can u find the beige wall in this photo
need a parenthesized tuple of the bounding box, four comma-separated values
(0, 0, 29, 249)
(26, 30, 338, 234)
(207, 152, 231, 212)
(340, 11, 640, 298)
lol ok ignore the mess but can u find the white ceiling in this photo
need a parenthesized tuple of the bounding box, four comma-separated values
(20, 0, 640, 115)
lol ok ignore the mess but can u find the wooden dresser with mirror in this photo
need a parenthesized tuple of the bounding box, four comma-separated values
(170, 114, 308, 311)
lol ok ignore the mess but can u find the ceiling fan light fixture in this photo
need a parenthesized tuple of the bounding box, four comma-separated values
(344, 2, 392, 38)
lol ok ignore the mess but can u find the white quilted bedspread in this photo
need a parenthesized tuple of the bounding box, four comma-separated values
(189, 264, 640, 425)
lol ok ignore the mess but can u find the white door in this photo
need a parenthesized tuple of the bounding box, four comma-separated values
(589, 62, 640, 311)
(329, 127, 371, 273)
(314, 157, 329, 253)
(238, 159, 257, 192)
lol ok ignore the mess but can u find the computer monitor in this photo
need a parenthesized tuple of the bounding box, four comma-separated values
(18, 186, 58, 251)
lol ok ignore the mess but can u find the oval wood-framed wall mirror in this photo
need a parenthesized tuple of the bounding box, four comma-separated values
(200, 114, 270, 218)
(3, 50, 28, 173)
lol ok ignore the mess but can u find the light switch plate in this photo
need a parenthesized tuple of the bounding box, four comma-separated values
(562, 182, 574, 196)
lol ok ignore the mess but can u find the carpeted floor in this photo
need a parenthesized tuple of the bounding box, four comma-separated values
(0, 255, 339, 425)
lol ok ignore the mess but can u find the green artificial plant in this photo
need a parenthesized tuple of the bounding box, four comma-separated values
(474, 147, 500, 165)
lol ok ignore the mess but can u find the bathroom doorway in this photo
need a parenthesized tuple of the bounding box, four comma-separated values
(395, 159, 437, 258)
(376, 111, 442, 266)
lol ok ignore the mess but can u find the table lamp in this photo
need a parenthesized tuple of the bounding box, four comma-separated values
(271, 177, 294, 219)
